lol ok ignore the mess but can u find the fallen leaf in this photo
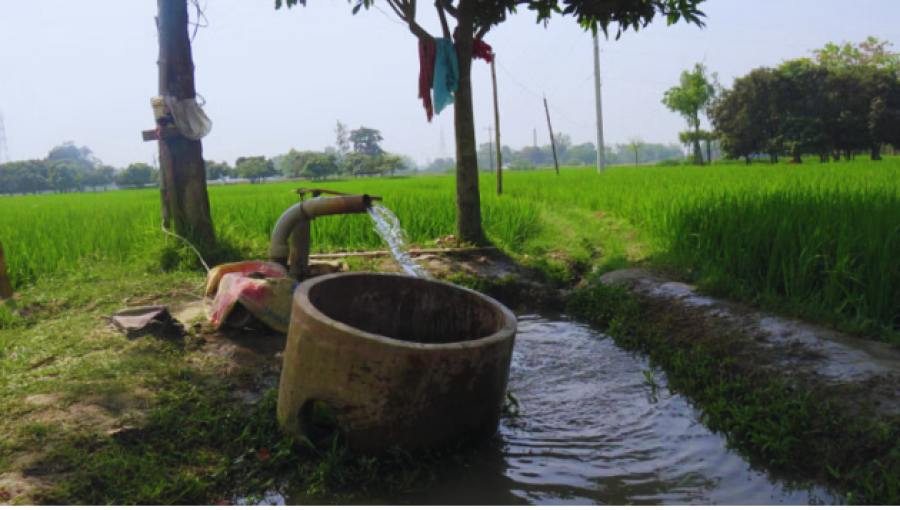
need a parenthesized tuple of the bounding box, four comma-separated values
(216, 499, 230, 505)
(592, 212, 607, 218)
(258, 447, 270, 461)
(0, 489, 11, 501)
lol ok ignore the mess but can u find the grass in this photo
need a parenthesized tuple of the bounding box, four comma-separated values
(4, 158, 900, 502)
(0, 265, 482, 504)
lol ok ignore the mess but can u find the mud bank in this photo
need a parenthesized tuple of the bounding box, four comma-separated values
(599, 269, 900, 418)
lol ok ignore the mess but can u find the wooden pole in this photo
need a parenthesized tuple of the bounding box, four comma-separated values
(544, 95, 559, 176)
(0, 240, 13, 299)
(491, 54, 502, 195)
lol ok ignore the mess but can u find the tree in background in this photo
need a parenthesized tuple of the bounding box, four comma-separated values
(334, 120, 351, 161)
(303, 153, 339, 180)
(627, 136, 644, 166)
(553, 132, 572, 165)
(47, 142, 98, 169)
(82, 165, 116, 191)
(276, 0, 707, 244)
(281, 150, 321, 178)
(116, 163, 155, 189)
(813, 36, 900, 73)
(349, 127, 384, 157)
(663, 63, 717, 165)
(376, 154, 406, 177)
(427, 157, 455, 174)
(236, 156, 276, 184)
(205, 160, 233, 182)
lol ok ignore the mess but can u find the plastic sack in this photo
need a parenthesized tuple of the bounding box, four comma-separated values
(165, 95, 212, 140)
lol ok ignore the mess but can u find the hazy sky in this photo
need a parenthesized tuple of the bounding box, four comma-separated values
(0, 0, 896, 168)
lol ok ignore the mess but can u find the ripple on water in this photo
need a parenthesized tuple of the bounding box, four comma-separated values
(400, 313, 836, 505)
(267, 313, 836, 506)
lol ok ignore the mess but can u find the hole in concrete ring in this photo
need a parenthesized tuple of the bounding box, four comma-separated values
(307, 274, 508, 344)
(300, 399, 338, 446)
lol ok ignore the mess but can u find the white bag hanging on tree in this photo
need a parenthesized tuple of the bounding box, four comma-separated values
(165, 94, 212, 140)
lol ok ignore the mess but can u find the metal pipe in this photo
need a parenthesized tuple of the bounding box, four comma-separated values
(268, 194, 373, 277)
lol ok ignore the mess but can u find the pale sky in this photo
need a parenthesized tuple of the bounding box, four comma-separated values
(0, 0, 896, 168)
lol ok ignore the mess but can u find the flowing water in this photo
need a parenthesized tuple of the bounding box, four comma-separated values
(249, 313, 837, 505)
(367, 203, 430, 279)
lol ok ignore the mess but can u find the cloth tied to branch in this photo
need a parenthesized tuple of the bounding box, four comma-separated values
(433, 37, 459, 116)
(472, 39, 493, 63)
(418, 37, 436, 122)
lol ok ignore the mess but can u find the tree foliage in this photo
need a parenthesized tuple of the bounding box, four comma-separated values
(302, 153, 339, 179)
(205, 160, 233, 181)
(710, 56, 900, 163)
(236, 156, 277, 184)
(0, 142, 122, 195)
(662, 63, 716, 165)
(812, 36, 900, 73)
(349, 127, 384, 157)
(116, 163, 156, 189)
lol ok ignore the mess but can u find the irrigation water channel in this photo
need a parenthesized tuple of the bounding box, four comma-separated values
(246, 313, 837, 505)
(245, 204, 837, 504)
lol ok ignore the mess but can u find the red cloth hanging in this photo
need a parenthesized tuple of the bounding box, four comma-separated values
(418, 37, 436, 122)
(472, 39, 493, 63)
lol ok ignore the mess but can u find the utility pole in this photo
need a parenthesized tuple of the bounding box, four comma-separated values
(484, 126, 494, 173)
(593, 33, 605, 173)
(0, 112, 9, 164)
(491, 53, 502, 195)
(533, 128, 537, 148)
(544, 95, 559, 176)
(151, 0, 215, 246)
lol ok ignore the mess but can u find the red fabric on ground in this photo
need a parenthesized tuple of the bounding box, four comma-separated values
(418, 37, 436, 122)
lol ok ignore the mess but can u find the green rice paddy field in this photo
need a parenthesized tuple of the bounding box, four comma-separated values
(3, 159, 900, 341)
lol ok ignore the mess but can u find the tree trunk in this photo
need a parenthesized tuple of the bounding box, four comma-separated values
(871, 145, 882, 161)
(706, 138, 712, 165)
(832, 150, 841, 162)
(158, 0, 216, 247)
(452, 4, 485, 244)
(693, 122, 703, 166)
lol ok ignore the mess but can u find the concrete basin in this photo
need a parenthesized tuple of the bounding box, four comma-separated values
(277, 272, 517, 453)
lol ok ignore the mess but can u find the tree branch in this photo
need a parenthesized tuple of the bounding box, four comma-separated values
(475, 6, 505, 40)
(385, 0, 408, 21)
(437, 0, 457, 18)
(407, 18, 433, 41)
(436, 1, 452, 39)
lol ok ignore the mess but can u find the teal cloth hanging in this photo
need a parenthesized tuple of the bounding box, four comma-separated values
(432, 37, 459, 114)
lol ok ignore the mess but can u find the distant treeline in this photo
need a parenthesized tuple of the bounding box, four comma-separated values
(711, 60, 900, 163)
(427, 135, 686, 173)
(0, 142, 159, 196)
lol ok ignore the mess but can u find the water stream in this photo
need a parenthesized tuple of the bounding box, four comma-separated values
(367, 203, 430, 279)
(249, 313, 837, 505)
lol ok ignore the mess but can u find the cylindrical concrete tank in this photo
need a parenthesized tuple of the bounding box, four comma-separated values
(277, 272, 517, 453)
